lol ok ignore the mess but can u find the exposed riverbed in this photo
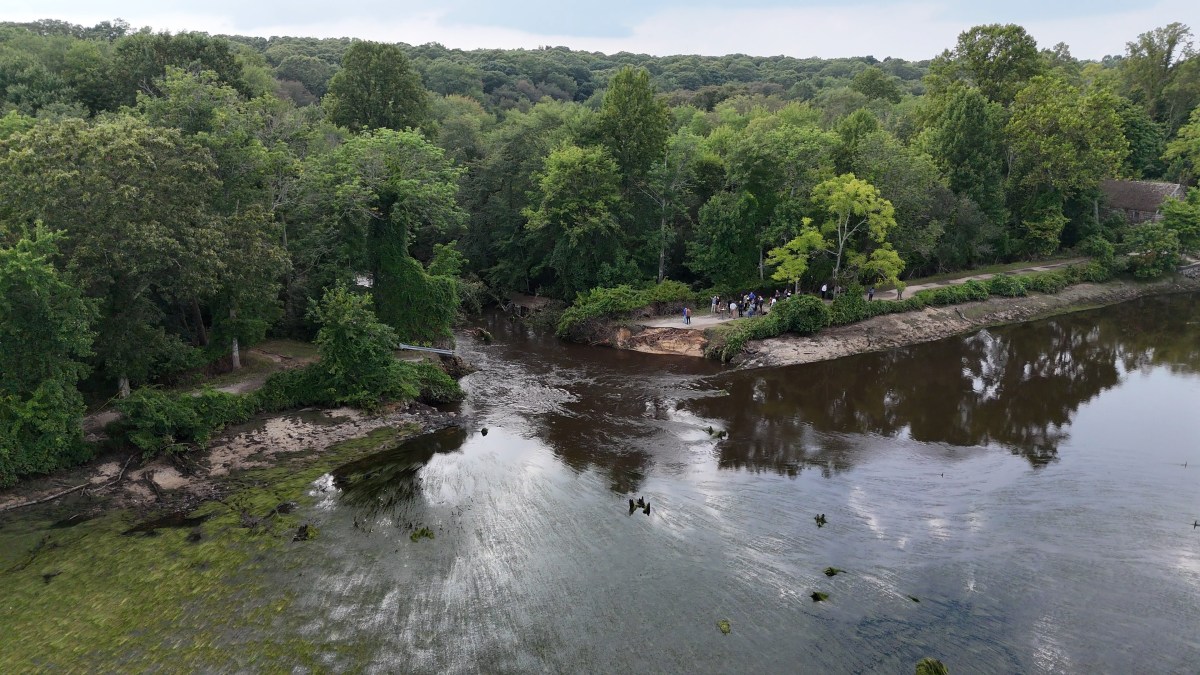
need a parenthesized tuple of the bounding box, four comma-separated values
(2, 294, 1198, 672)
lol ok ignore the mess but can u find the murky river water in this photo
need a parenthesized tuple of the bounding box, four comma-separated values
(4, 295, 1199, 673)
(282, 294, 1200, 673)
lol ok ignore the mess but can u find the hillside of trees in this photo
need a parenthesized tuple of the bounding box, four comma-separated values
(3, 17, 1200, 482)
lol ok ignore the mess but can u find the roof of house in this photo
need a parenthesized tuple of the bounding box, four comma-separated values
(1100, 179, 1184, 212)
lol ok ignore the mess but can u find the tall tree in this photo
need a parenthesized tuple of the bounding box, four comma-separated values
(324, 41, 429, 132)
(928, 24, 1044, 105)
(921, 86, 1007, 226)
(596, 66, 671, 186)
(1165, 105, 1200, 184)
(1121, 23, 1199, 132)
(524, 144, 625, 298)
(0, 116, 228, 395)
(687, 191, 760, 289)
(109, 31, 251, 110)
(295, 129, 464, 343)
(851, 130, 951, 273)
(809, 174, 899, 293)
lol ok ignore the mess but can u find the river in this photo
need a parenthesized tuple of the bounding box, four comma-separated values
(4, 294, 1199, 672)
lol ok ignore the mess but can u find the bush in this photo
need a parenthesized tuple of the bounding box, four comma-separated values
(1065, 261, 1113, 284)
(114, 388, 255, 457)
(705, 295, 831, 362)
(557, 280, 694, 338)
(0, 380, 93, 487)
(914, 280, 989, 306)
(773, 295, 831, 334)
(1021, 270, 1071, 294)
(829, 286, 870, 325)
(986, 274, 1027, 297)
(705, 315, 781, 362)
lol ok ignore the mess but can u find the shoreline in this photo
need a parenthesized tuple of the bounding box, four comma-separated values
(0, 403, 462, 515)
(607, 275, 1200, 367)
(739, 276, 1200, 369)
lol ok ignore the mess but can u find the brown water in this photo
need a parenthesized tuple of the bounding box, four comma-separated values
(280, 294, 1200, 673)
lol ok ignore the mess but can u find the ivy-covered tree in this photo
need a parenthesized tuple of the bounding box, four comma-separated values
(294, 128, 464, 343)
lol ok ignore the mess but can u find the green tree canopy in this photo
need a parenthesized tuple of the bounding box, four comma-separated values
(524, 143, 625, 298)
(324, 41, 429, 132)
(0, 227, 95, 485)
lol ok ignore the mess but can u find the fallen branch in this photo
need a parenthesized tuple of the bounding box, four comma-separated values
(0, 456, 134, 513)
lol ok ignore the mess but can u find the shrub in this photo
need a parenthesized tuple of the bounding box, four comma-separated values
(829, 286, 870, 325)
(557, 280, 694, 338)
(914, 279, 989, 306)
(1021, 270, 1071, 294)
(114, 388, 255, 457)
(1065, 261, 1113, 284)
(706, 315, 781, 362)
(773, 295, 831, 334)
(986, 274, 1027, 297)
(404, 361, 462, 404)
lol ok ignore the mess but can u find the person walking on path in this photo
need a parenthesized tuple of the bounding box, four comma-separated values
(711, 295, 719, 314)
(821, 283, 828, 300)
(868, 286, 875, 301)
(683, 306, 691, 325)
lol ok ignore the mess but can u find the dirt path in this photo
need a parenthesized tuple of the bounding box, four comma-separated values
(636, 259, 1089, 331)
(897, 257, 1087, 297)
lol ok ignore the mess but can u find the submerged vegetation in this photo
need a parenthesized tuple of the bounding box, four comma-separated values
(0, 425, 413, 672)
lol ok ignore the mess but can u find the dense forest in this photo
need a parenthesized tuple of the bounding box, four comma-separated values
(2, 17, 1200, 483)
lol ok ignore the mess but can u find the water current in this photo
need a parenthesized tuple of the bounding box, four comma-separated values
(284, 293, 1200, 673)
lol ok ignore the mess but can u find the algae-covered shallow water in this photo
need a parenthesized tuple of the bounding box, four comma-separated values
(3, 294, 1199, 673)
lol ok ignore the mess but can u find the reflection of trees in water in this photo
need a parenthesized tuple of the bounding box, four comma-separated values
(532, 383, 661, 494)
(689, 294, 1200, 474)
(332, 426, 467, 520)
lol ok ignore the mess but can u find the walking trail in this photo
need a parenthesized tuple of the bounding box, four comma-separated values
(637, 258, 1087, 330)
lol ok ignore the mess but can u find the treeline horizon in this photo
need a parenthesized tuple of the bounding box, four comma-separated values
(2, 15, 1200, 483)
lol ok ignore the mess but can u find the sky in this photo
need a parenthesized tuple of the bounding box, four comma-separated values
(4, 0, 1198, 61)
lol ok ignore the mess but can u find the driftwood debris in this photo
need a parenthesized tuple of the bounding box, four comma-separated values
(0, 456, 134, 513)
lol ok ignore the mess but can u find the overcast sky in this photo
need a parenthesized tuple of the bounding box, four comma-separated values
(5, 0, 1198, 60)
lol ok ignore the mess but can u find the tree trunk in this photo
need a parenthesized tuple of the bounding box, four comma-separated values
(658, 212, 667, 283)
(118, 375, 131, 399)
(230, 308, 241, 370)
(191, 299, 209, 347)
(758, 245, 764, 280)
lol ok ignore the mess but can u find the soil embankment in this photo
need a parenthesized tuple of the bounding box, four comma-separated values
(620, 276, 1200, 367)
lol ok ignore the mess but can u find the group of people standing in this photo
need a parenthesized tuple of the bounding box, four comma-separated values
(705, 289, 793, 320)
(685, 283, 883, 325)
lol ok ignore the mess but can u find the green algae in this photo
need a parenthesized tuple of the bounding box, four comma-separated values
(0, 423, 422, 672)
(410, 526, 435, 542)
(717, 619, 731, 634)
(810, 592, 829, 602)
(915, 656, 949, 674)
(823, 567, 843, 577)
